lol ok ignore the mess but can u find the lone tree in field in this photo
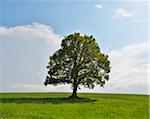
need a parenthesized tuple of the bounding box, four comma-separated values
(44, 33, 110, 98)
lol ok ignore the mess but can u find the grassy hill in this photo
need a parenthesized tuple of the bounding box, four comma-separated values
(0, 93, 149, 119)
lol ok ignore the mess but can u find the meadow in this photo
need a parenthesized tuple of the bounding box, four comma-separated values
(0, 93, 149, 119)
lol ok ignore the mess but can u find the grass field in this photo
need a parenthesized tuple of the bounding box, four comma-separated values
(0, 93, 149, 119)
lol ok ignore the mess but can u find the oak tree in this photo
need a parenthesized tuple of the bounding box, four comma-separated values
(44, 33, 110, 98)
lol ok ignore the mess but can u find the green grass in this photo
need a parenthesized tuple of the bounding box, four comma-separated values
(0, 93, 149, 119)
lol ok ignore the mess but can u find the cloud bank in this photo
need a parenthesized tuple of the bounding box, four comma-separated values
(0, 23, 61, 92)
(0, 23, 61, 47)
(0, 23, 148, 94)
(107, 42, 148, 94)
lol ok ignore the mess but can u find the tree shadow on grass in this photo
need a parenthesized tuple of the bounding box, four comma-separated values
(0, 97, 96, 104)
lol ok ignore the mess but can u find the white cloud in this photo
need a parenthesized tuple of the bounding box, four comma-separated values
(113, 8, 147, 23)
(107, 42, 148, 93)
(11, 83, 71, 92)
(94, 4, 103, 11)
(0, 23, 61, 47)
(0, 23, 62, 92)
(114, 8, 134, 18)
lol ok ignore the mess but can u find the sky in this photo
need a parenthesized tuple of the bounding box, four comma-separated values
(0, 0, 149, 94)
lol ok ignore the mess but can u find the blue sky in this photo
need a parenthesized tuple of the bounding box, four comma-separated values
(0, 1, 148, 94)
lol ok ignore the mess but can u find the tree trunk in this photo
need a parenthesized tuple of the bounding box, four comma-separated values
(69, 84, 78, 99)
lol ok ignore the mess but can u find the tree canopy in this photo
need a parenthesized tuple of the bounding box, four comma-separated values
(44, 33, 110, 98)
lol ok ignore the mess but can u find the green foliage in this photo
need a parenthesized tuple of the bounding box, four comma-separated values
(0, 93, 149, 119)
(45, 33, 111, 96)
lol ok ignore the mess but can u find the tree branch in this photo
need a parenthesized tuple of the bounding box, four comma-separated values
(44, 76, 72, 86)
